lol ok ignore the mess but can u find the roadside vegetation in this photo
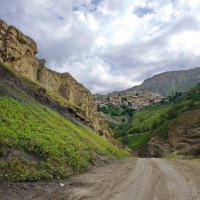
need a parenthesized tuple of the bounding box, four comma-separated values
(0, 96, 128, 181)
(164, 152, 200, 161)
(97, 104, 133, 136)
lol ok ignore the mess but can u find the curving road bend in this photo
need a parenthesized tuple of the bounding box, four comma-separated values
(1, 158, 200, 200)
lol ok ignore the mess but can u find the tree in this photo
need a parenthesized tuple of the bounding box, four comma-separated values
(151, 121, 158, 130)
(121, 118, 125, 123)
(166, 109, 178, 120)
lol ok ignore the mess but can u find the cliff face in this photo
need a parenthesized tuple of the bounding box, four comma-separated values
(127, 68, 200, 96)
(0, 20, 113, 141)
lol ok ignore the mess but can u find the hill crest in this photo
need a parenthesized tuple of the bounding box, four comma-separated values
(127, 67, 200, 96)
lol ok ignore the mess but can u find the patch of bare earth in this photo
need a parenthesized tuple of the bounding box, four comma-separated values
(0, 157, 200, 200)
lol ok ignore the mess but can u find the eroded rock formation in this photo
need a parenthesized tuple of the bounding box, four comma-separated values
(0, 19, 114, 142)
(168, 109, 200, 156)
(148, 109, 200, 157)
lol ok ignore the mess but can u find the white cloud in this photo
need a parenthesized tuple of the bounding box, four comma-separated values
(88, 14, 99, 31)
(169, 30, 200, 56)
(1, 0, 200, 93)
(50, 56, 140, 94)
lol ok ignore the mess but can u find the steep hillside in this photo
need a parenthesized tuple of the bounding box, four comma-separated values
(0, 20, 129, 181)
(117, 84, 200, 157)
(0, 57, 128, 182)
(0, 96, 127, 181)
(127, 67, 200, 96)
(0, 19, 113, 141)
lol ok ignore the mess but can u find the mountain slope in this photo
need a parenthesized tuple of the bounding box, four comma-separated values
(0, 19, 113, 141)
(127, 67, 200, 96)
(0, 97, 127, 181)
(0, 56, 128, 182)
(117, 84, 200, 157)
(0, 20, 129, 181)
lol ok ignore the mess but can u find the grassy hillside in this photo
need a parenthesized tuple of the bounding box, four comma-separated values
(0, 96, 128, 181)
(98, 104, 133, 138)
(98, 104, 133, 125)
(118, 132, 151, 149)
(116, 84, 200, 152)
(0, 63, 128, 181)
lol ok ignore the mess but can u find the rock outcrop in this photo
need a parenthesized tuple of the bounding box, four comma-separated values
(148, 109, 200, 157)
(147, 135, 172, 157)
(0, 19, 113, 142)
(168, 109, 200, 156)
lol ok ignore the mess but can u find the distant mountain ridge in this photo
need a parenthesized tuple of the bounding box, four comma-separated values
(127, 67, 200, 96)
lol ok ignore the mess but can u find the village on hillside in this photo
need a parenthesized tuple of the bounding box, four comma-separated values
(93, 90, 164, 111)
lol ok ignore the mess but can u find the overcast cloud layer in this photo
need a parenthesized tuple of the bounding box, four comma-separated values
(1, 0, 200, 94)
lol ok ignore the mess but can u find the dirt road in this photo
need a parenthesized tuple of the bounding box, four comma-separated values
(1, 158, 200, 200)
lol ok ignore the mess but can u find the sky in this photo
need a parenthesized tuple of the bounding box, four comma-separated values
(1, 0, 200, 94)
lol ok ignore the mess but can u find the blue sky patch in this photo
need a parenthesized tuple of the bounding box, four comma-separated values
(72, 0, 103, 13)
(91, 0, 103, 6)
(134, 6, 154, 17)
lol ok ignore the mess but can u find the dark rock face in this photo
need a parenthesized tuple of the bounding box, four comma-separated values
(127, 68, 200, 96)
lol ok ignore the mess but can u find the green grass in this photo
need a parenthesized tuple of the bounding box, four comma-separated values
(130, 104, 170, 131)
(117, 120, 175, 149)
(0, 96, 128, 181)
(118, 132, 151, 148)
(164, 152, 200, 161)
(114, 84, 200, 150)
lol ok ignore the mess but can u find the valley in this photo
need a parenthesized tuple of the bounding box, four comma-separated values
(0, 17, 200, 200)
(97, 80, 200, 158)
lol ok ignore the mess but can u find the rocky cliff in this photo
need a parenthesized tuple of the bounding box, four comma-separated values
(0, 19, 113, 141)
(127, 67, 200, 96)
